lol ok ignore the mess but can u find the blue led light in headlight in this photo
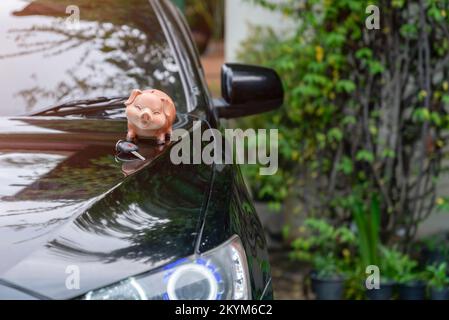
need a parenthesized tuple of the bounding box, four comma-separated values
(162, 258, 224, 300)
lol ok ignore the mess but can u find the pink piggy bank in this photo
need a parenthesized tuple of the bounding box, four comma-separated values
(124, 89, 176, 144)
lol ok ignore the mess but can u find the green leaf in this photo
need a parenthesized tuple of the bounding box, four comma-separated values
(303, 73, 329, 86)
(412, 108, 430, 122)
(400, 24, 418, 38)
(324, 32, 346, 47)
(294, 85, 321, 97)
(428, 5, 444, 22)
(356, 150, 375, 163)
(381, 149, 395, 158)
(431, 112, 443, 126)
(336, 80, 356, 93)
(342, 115, 357, 126)
(443, 95, 449, 104)
(369, 195, 381, 266)
(368, 61, 385, 75)
(338, 156, 353, 174)
(355, 48, 372, 60)
(328, 127, 343, 142)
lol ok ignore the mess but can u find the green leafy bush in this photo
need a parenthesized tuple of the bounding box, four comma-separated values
(426, 262, 449, 289)
(240, 0, 449, 245)
(380, 246, 423, 284)
(291, 218, 356, 279)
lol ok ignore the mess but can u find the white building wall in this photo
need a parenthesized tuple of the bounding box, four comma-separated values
(225, 0, 294, 62)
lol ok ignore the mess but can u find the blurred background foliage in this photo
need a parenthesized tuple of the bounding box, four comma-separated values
(173, 0, 224, 54)
(238, 0, 449, 245)
(235, 0, 449, 298)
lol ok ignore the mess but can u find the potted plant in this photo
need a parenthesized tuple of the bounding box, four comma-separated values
(357, 253, 398, 300)
(426, 262, 449, 300)
(291, 218, 356, 300)
(365, 276, 396, 300)
(383, 248, 426, 300)
(309, 254, 347, 300)
(362, 258, 396, 300)
(349, 195, 396, 300)
(364, 246, 405, 300)
(416, 234, 449, 266)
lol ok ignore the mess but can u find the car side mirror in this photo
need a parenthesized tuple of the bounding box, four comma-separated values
(214, 63, 284, 118)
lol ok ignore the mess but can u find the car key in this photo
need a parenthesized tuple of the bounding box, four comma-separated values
(115, 140, 146, 161)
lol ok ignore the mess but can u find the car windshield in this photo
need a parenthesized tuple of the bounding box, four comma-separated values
(0, 0, 186, 117)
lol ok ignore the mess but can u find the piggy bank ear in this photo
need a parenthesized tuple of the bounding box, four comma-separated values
(161, 98, 176, 122)
(125, 89, 142, 106)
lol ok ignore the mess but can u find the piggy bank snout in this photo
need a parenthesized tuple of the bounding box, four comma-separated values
(140, 111, 152, 122)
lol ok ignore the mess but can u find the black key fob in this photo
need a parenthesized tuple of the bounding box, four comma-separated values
(115, 140, 145, 161)
(116, 140, 139, 153)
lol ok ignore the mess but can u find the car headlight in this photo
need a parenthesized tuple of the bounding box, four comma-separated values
(81, 235, 251, 300)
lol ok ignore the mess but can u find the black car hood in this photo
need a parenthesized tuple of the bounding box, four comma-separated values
(0, 114, 212, 299)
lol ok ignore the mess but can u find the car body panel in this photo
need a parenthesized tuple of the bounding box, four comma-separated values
(0, 0, 187, 116)
(199, 163, 273, 299)
(0, 114, 214, 299)
(0, 282, 40, 300)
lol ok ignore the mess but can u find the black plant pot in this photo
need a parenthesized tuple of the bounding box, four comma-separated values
(421, 247, 447, 266)
(398, 281, 426, 300)
(366, 281, 395, 300)
(430, 287, 449, 300)
(310, 273, 345, 300)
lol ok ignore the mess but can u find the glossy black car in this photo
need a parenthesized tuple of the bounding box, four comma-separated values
(0, 0, 283, 300)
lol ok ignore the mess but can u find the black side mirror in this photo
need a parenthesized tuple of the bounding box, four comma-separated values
(214, 63, 284, 118)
